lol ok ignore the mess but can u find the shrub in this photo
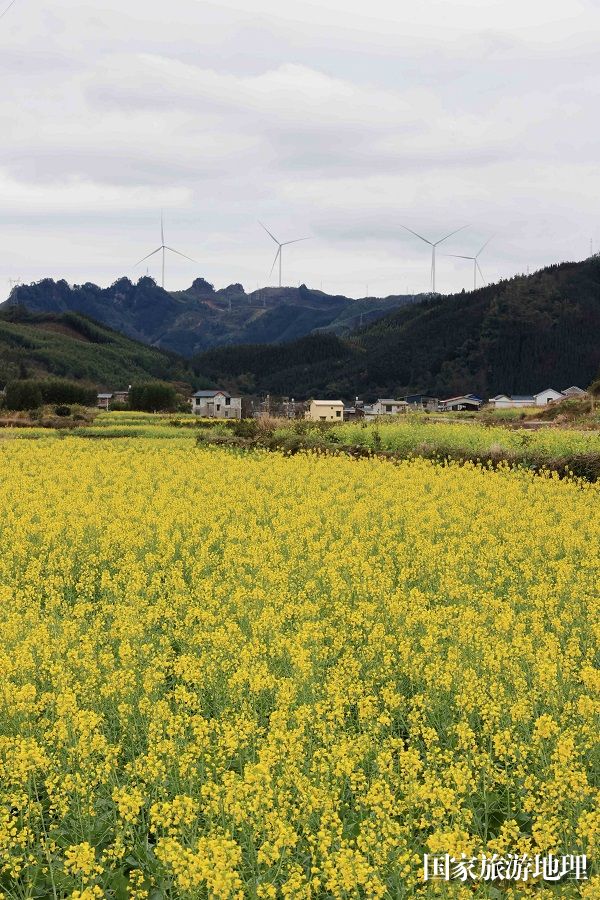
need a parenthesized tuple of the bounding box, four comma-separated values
(4, 380, 43, 411)
(231, 419, 260, 438)
(54, 405, 72, 417)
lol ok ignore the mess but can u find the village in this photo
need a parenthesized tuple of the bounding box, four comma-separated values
(96, 384, 589, 418)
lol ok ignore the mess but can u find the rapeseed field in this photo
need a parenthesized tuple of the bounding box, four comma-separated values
(0, 437, 598, 898)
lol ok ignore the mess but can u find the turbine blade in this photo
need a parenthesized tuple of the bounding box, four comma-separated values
(259, 221, 280, 244)
(0, 0, 18, 20)
(281, 237, 311, 245)
(447, 254, 475, 260)
(476, 261, 486, 284)
(434, 225, 470, 246)
(164, 246, 197, 264)
(401, 224, 432, 246)
(476, 236, 493, 258)
(134, 247, 163, 266)
(269, 247, 281, 277)
(161, 210, 164, 245)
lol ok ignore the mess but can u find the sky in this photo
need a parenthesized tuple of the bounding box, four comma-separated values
(1, 0, 599, 298)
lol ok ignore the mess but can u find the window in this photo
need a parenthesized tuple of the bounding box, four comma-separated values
(225, 397, 231, 406)
(195, 398, 201, 405)
(320, 416, 326, 420)
(385, 404, 392, 412)
(336, 410, 341, 417)
(216, 404, 220, 411)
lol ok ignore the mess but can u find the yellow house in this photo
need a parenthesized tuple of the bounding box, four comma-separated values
(305, 399, 344, 422)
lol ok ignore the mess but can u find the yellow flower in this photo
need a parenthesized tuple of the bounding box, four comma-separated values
(63, 842, 103, 878)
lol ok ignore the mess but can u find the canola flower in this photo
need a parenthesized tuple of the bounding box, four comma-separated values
(0, 436, 598, 898)
(329, 420, 600, 457)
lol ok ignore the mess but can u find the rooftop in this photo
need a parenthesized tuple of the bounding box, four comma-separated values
(192, 389, 230, 398)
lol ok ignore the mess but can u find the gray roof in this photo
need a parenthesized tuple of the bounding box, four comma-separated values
(192, 389, 230, 398)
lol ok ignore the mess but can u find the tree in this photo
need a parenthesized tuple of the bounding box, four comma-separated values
(39, 379, 97, 406)
(5, 380, 43, 411)
(129, 382, 177, 412)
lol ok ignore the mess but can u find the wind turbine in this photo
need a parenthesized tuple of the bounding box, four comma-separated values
(135, 212, 197, 289)
(401, 224, 469, 293)
(448, 237, 492, 290)
(259, 222, 310, 288)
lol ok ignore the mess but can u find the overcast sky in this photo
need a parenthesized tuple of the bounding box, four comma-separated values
(1, 0, 599, 298)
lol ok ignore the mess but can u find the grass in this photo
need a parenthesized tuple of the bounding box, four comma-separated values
(194, 416, 600, 480)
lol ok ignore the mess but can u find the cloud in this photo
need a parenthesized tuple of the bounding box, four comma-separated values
(0, 0, 599, 296)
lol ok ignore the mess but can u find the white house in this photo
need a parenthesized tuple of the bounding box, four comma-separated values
(305, 400, 344, 421)
(365, 398, 409, 416)
(488, 388, 574, 409)
(191, 389, 242, 419)
(533, 388, 565, 406)
(562, 386, 588, 398)
(439, 394, 483, 411)
(487, 394, 535, 409)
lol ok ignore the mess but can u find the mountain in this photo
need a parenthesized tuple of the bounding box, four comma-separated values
(0, 307, 195, 389)
(3, 277, 420, 357)
(192, 257, 600, 399)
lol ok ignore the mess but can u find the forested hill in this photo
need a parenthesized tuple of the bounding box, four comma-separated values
(193, 257, 600, 399)
(3, 277, 419, 357)
(0, 307, 194, 389)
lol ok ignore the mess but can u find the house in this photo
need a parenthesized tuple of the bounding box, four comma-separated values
(305, 399, 344, 422)
(404, 394, 439, 411)
(439, 394, 483, 412)
(487, 394, 535, 409)
(97, 389, 130, 410)
(365, 398, 409, 417)
(562, 385, 588, 398)
(533, 388, 565, 406)
(253, 395, 305, 418)
(343, 404, 365, 421)
(191, 389, 242, 419)
(487, 388, 570, 409)
(97, 392, 113, 410)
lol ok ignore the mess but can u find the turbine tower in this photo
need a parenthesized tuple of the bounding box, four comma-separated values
(449, 237, 492, 290)
(401, 224, 469, 293)
(259, 222, 310, 288)
(135, 212, 197, 289)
